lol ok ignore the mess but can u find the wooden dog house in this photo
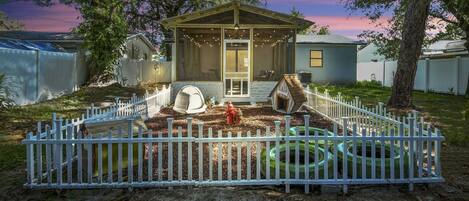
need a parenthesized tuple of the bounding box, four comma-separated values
(269, 74, 306, 114)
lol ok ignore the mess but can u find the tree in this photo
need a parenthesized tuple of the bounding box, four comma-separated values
(75, 0, 128, 83)
(345, 0, 466, 108)
(430, 0, 469, 51)
(388, 0, 431, 107)
(346, 0, 468, 60)
(289, 6, 330, 35)
(0, 11, 23, 31)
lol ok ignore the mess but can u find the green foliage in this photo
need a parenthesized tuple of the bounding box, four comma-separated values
(353, 80, 384, 89)
(0, 74, 14, 108)
(75, 0, 128, 84)
(289, 6, 330, 35)
(344, 0, 468, 60)
(0, 11, 23, 31)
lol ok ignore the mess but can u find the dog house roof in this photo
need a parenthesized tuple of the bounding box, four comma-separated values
(269, 74, 306, 112)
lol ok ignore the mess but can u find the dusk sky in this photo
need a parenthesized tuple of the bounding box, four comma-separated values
(0, 0, 387, 39)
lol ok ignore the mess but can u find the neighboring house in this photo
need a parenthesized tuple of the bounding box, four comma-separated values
(421, 40, 468, 58)
(357, 40, 469, 95)
(295, 34, 361, 84)
(0, 31, 159, 105)
(161, 1, 313, 103)
(357, 43, 387, 63)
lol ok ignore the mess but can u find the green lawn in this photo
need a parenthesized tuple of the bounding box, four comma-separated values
(0, 83, 145, 172)
(310, 81, 469, 145)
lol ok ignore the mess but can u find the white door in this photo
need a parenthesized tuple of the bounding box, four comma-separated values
(224, 40, 250, 97)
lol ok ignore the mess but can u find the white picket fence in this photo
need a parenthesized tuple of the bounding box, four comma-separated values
(25, 85, 171, 171)
(303, 86, 439, 138)
(22, 84, 444, 191)
(85, 85, 171, 123)
(22, 117, 444, 191)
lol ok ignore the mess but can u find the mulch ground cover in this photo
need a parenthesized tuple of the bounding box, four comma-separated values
(123, 105, 337, 181)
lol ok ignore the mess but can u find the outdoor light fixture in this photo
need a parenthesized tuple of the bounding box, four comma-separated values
(153, 63, 160, 82)
(234, 23, 239, 30)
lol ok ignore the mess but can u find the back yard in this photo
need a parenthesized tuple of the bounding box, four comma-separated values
(0, 82, 468, 200)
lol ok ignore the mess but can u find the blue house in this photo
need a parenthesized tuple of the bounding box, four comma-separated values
(295, 34, 361, 84)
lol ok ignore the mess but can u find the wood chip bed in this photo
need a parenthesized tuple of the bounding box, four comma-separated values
(101, 105, 336, 182)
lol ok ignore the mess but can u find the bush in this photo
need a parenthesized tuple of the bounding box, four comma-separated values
(0, 74, 14, 108)
(354, 80, 383, 88)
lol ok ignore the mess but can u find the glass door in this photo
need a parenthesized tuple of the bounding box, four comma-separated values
(224, 40, 250, 97)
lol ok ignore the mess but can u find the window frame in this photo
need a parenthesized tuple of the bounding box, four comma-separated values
(309, 50, 323, 68)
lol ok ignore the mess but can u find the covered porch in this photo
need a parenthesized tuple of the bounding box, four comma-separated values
(161, 1, 312, 103)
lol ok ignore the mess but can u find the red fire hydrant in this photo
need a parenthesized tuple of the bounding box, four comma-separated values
(224, 101, 238, 125)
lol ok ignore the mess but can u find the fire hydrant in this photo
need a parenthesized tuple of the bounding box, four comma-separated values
(224, 101, 238, 125)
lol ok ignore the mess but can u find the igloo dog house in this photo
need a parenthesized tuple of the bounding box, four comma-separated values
(173, 85, 207, 114)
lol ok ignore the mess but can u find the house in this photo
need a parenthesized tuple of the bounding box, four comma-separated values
(421, 40, 468, 58)
(270, 74, 306, 114)
(161, 1, 313, 103)
(295, 34, 361, 84)
(357, 40, 469, 95)
(357, 43, 387, 63)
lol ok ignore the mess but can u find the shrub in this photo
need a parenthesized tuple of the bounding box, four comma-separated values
(0, 73, 14, 108)
(354, 80, 383, 88)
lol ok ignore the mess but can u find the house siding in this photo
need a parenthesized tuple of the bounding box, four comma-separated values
(250, 81, 276, 102)
(171, 81, 276, 104)
(295, 44, 357, 84)
(171, 81, 224, 103)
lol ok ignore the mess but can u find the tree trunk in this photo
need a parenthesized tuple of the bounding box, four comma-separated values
(388, 0, 431, 108)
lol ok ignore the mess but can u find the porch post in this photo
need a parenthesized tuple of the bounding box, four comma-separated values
(171, 28, 177, 82)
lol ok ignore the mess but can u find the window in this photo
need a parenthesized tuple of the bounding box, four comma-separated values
(310, 50, 323, 67)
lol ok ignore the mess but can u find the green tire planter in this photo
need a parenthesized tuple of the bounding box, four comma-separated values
(337, 141, 410, 179)
(289, 126, 335, 146)
(261, 143, 334, 179)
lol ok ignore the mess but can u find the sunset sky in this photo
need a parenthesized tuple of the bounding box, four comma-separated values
(0, 0, 387, 39)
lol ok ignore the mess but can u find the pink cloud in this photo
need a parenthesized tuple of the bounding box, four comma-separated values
(305, 16, 390, 32)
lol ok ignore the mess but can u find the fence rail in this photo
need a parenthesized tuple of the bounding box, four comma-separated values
(23, 114, 443, 192)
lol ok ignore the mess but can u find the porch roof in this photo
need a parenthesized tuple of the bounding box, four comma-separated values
(160, 1, 313, 29)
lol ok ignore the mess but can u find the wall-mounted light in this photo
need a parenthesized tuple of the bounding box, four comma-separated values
(234, 23, 239, 30)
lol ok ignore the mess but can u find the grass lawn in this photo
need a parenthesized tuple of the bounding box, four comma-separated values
(0, 82, 468, 200)
(0, 83, 146, 173)
(310, 81, 469, 145)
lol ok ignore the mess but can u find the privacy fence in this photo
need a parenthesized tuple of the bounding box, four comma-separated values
(116, 60, 171, 86)
(22, 85, 444, 192)
(357, 56, 469, 95)
(0, 48, 86, 105)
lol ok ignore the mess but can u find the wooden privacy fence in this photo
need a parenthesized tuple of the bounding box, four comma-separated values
(23, 115, 444, 192)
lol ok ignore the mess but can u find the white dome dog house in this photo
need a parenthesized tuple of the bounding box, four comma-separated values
(173, 85, 207, 114)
